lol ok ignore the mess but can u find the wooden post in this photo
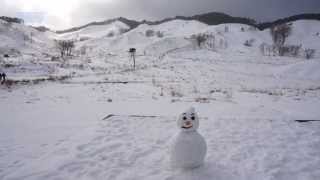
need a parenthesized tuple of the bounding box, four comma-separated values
(129, 48, 136, 70)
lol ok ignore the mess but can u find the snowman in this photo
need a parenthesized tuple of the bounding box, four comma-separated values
(170, 107, 207, 169)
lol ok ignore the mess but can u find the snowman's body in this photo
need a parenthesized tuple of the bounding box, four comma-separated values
(170, 107, 207, 169)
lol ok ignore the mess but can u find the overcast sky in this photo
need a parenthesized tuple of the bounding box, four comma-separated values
(1, 0, 319, 30)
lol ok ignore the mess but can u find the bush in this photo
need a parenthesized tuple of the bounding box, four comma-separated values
(79, 36, 90, 41)
(193, 34, 207, 48)
(156, 31, 164, 38)
(107, 31, 114, 37)
(145, 29, 155, 37)
(260, 43, 302, 57)
(304, 49, 316, 59)
(278, 45, 302, 57)
(244, 39, 255, 47)
(119, 28, 128, 34)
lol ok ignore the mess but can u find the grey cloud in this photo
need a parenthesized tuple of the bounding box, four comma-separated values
(70, 0, 319, 27)
(0, 0, 319, 29)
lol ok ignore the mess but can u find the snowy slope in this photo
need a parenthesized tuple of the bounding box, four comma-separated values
(0, 20, 56, 56)
(57, 21, 130, 40)
(287, 20, 320, 50)
(79, 20, 208, 55)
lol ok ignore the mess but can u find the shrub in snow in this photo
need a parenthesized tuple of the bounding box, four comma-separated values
(270, 23, 292, 46)
(156, 31, 164, 38)
(192, 34, 207, 48)
(191, 33, 217, 50)
(79, 36, 90, 41)
(170, 89, 183, 98)
(119, 28, 128, 34)
(304, 49, 316, 59)
(56, 40, 75, 57)
(278, 45, 302, 57)
(260, 43, 302, 57)
(244, 39, 255, 47)
(171, 107, 207, 169)
(107, 31, 114, 37)
(145, 29, 155, 37)
(51, 56, 60, 61)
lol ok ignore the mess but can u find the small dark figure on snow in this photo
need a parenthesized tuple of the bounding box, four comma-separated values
(1, 73, 6, 84)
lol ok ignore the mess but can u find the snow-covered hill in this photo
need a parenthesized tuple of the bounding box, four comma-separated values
(0, 20, 56, 56)
(57, 21, 130, 40)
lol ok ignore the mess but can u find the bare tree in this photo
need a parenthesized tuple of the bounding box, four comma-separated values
(194, 34, 207, 48)
(305, 49, 316, 59)
(270, 23, 292, 46)
(56, 40, 75, 57)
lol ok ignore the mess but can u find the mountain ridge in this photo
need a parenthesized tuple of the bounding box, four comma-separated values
(54, 12, 320, 34)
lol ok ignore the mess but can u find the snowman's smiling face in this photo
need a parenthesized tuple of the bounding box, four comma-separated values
(177, 107, 199, 132)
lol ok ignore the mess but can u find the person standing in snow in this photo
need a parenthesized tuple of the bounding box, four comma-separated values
(1, 73, 6, 84)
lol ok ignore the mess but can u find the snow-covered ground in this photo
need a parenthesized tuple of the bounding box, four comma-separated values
(1, 19, 320, 180)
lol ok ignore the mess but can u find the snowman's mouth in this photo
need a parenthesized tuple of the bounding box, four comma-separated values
(182, 124, 193, 129)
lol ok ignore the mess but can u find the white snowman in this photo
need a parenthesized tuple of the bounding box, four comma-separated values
(170, 107, 207, 169)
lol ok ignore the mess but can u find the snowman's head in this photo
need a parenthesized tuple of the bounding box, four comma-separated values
(177, 107, 199, 132)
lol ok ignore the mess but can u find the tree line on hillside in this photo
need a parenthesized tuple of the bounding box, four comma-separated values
(257, 13, 320, 30)
(0, 16, 24, 24)
(55, 13, 320, 34)
(260, 23, 316, 59)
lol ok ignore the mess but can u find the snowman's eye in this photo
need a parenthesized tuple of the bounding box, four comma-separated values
(191, 116, 195, 120)
(183, 116, 187, 120)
